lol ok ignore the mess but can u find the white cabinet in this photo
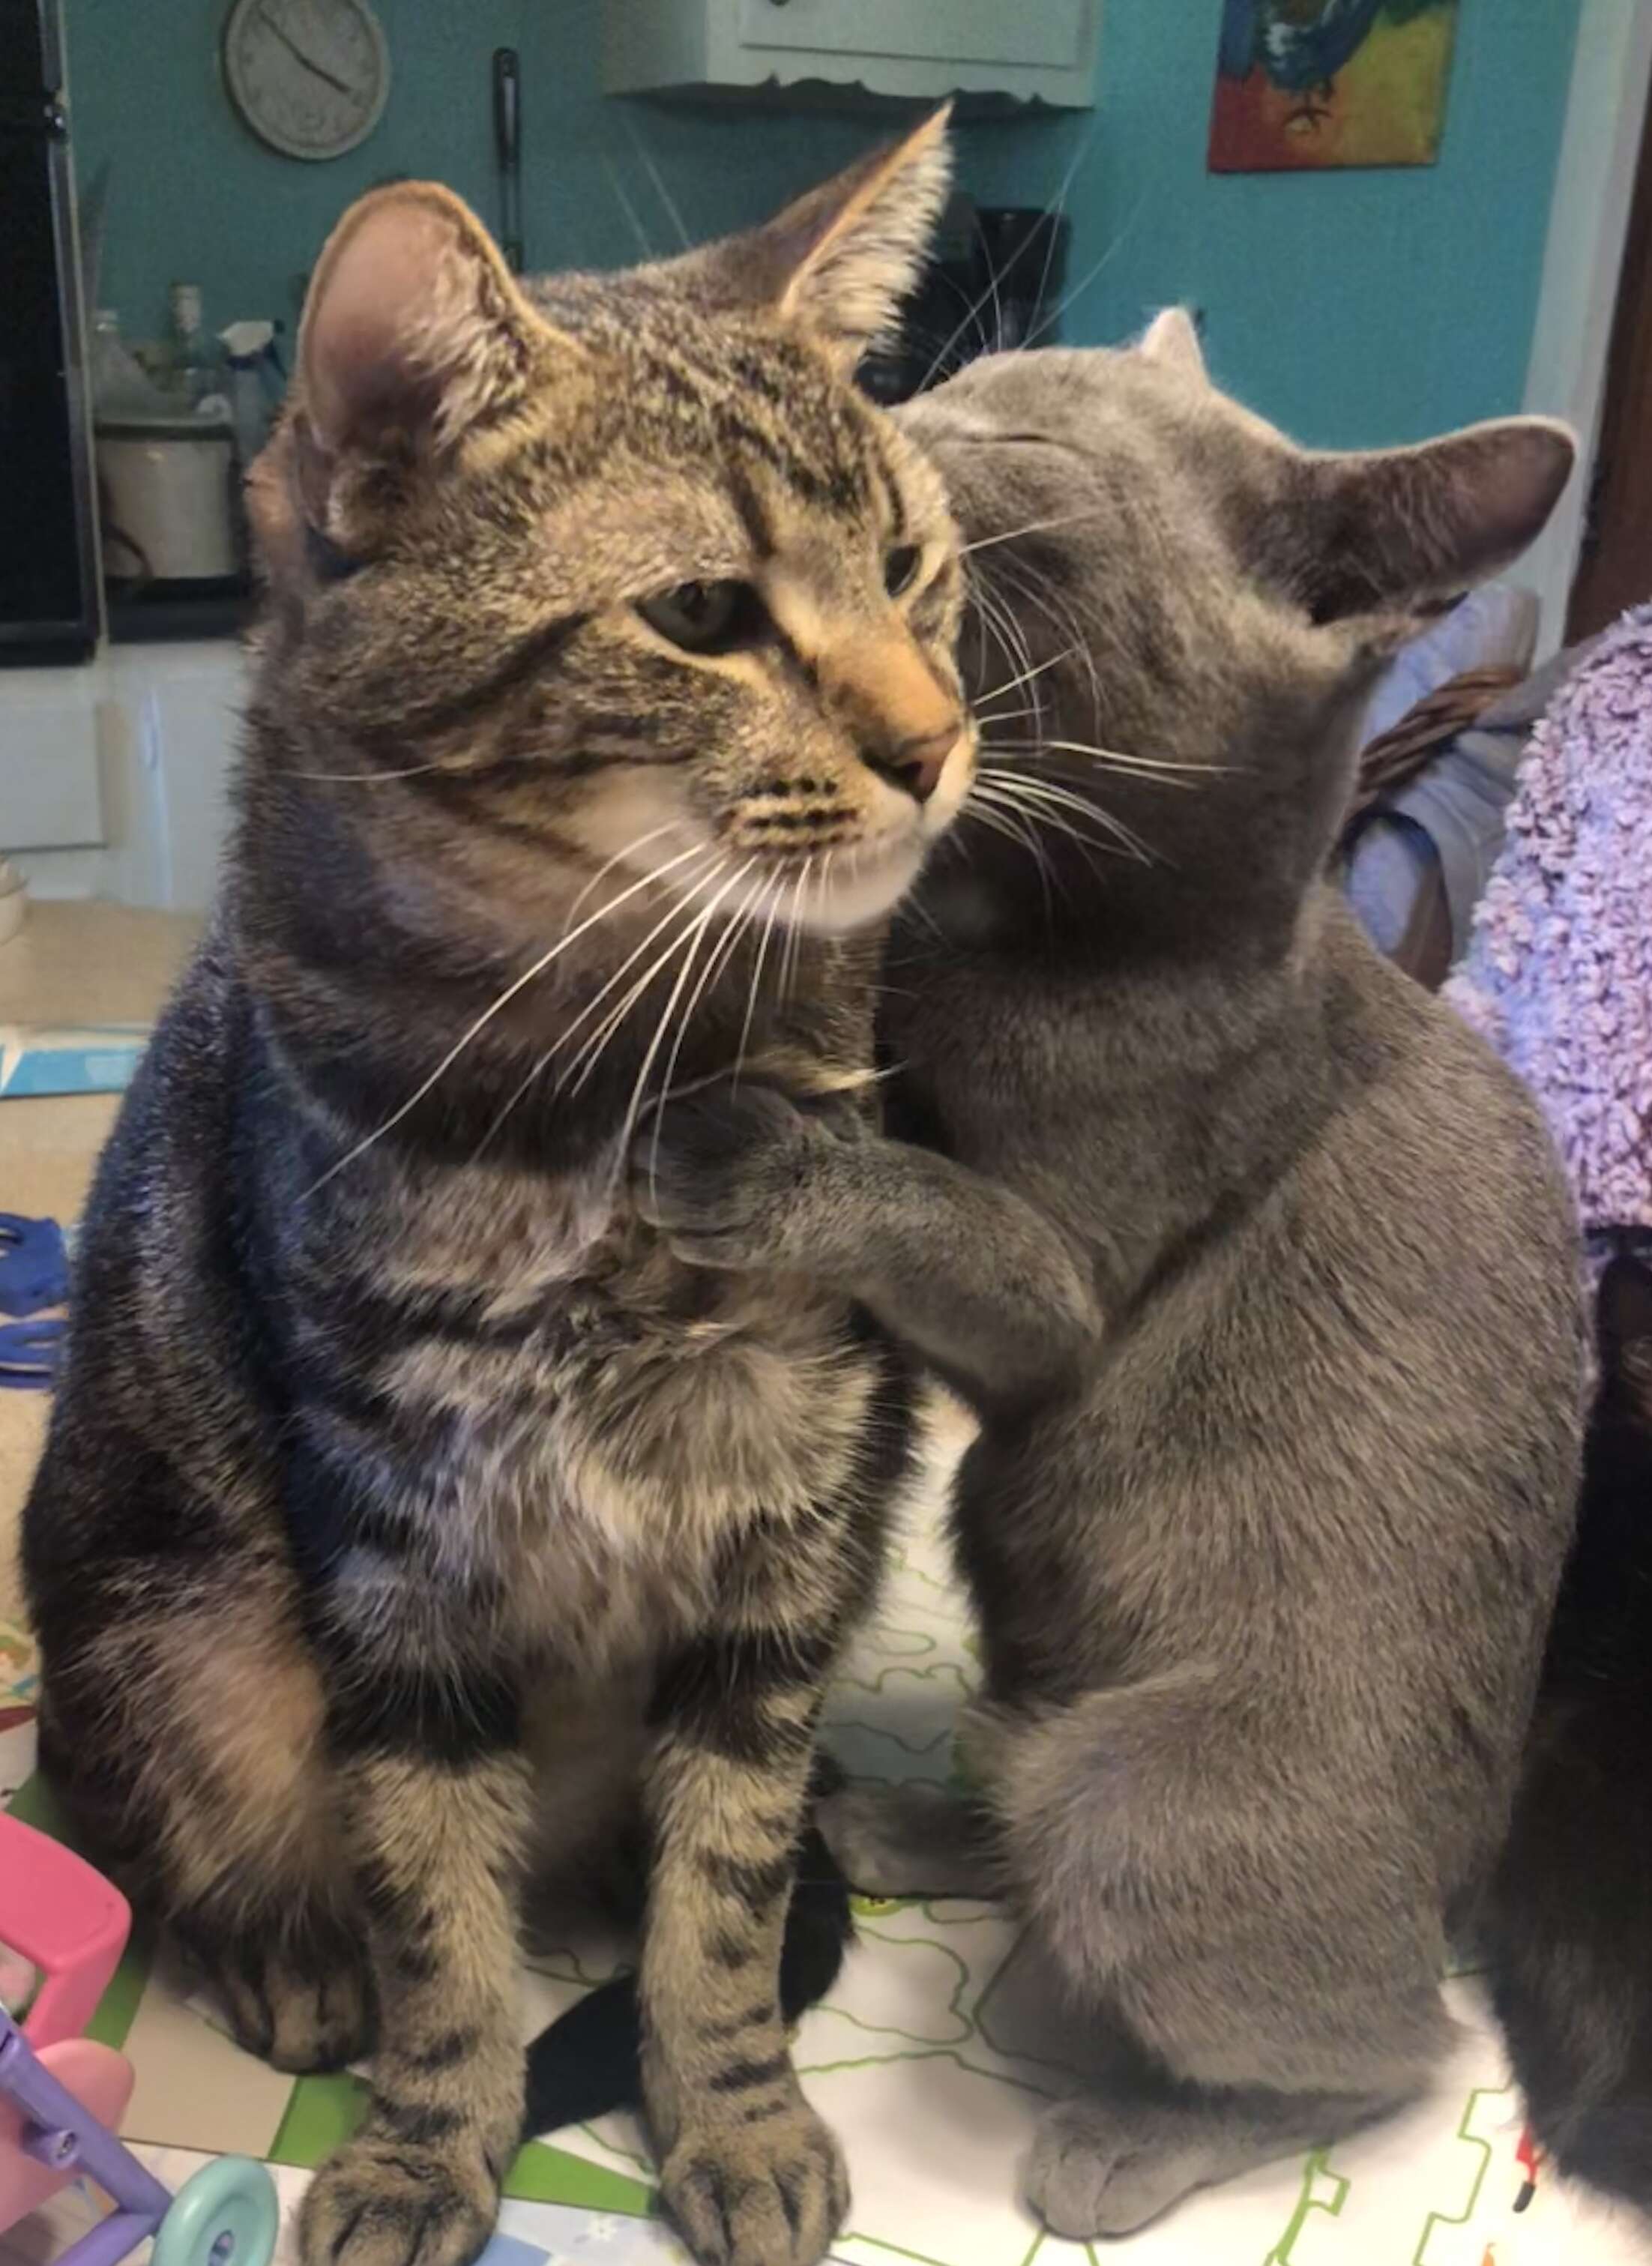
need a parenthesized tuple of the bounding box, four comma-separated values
(0, 666, 104, 851)
(2, 642, 244, 910)
(604, 0, 1099, 106)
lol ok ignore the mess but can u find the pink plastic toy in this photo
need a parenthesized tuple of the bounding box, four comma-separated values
(0, 1813, 278, 2266)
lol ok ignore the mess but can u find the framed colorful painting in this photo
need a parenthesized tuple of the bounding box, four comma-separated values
(1209, 0, 1461, 172)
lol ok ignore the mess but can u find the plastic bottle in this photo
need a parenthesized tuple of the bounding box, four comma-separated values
(218, 320, 280, 465)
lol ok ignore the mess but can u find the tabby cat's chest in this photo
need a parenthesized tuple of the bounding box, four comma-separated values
(304, 1163, 875, 1663)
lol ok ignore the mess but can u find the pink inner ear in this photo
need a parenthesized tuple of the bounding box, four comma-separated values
(302, 198, 465, 450)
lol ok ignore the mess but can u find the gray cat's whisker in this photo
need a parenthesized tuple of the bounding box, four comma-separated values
(621, 112, 692, 253)
(966, 801, 1066, 917)
(983, 766, 1143, 829)
(304, 839, 709, 1194)
(602, 150, 657, 263)
(987, 741, 1217, 786)
(1024, 185, 1147, 347)
(1025, 117, 1100, 342)
(973, 642, 1078, 708)
(971, 577, 1041, 696)
(974, 592, 1050, 751)
(977, 773, 1152, 867)
(989, 552, 1105, 731)
(917, 117, 1100, 392)
(971, 780, 1112, 885)
(960, 510, 1106, 558)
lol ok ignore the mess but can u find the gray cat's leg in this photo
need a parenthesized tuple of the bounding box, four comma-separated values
(992, 1687, 1453, 2238)
(819, 1783, 997, 1898)
(633, 1085, 1101, 1416)
(1028, 2078, 1402, 2239)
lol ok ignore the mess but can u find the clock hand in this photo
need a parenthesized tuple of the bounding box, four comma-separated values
(257, 2, 355, 96)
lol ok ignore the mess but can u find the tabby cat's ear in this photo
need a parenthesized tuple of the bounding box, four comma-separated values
(1289, 418, 1575, 649)
(298, 181, 578, 456)
(1139, 308, 1208, 385)
(696, 108, 951, 364)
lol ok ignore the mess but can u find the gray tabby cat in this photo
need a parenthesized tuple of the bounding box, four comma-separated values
(634, 318, 1588, 2236)
(24, 119, 968, 2266)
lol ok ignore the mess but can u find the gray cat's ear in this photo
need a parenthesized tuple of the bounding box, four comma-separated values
(1291, 418, 1575, 642)
(697, 109, 951, 363)
(1139, 308, 1208, 385)
(298, 181, 580, 456)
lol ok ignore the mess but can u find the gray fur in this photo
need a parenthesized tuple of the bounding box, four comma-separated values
(636, 337, 1588, 2233)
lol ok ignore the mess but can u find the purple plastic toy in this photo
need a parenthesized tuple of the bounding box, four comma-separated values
(0, 1813, 279, 2266)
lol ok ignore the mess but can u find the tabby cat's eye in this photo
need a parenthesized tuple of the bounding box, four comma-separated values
(884, 543, 923, 599)
(636, 579, 766, 655)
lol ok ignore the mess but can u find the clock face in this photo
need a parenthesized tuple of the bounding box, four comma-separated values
(223, 0, 390, 162)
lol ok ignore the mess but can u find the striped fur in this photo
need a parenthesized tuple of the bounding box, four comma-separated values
(22, 121, 968, 2266)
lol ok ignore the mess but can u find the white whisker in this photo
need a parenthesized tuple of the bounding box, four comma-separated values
(972, 643, 1079, 707)
(733, 876, 783, 1090)
(558, 855, 737, 1098)
(1025, 188, 1147, 348)
(647, 860, 763, 1183)
(623, 115, 691, 252)
(619, 861, 753, 1188)
(602, 152, 656, 262)
(277, 759, 451, 783)
(304, 839, 709, 1195)
(983, 771, 1155, 866)
(471, 845, 725, 1155)
(960, 510, 1105, 559)
(992, 738, 1228, 781)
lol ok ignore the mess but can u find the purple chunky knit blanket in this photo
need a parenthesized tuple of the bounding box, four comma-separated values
(1446, 604, 1652, 1236)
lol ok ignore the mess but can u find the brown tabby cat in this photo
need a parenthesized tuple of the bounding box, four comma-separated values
(22, 118, 971, 2266)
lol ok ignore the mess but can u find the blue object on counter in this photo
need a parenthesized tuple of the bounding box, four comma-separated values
(1, 1028, 148, 1097)
(0, 1214, 69, 1316)
(0, 1316, 67, 1389)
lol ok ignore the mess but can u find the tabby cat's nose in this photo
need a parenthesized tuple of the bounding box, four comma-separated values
(866, 725, 961, 805)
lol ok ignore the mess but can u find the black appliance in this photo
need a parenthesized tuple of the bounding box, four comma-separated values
(862, 201, 1071, 406)
(1, 0, 98, 664)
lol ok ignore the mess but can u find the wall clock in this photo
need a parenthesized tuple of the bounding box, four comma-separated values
(223, 0, 390, 163)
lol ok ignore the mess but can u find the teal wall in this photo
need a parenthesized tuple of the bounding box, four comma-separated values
(65, 0, 1581, 452)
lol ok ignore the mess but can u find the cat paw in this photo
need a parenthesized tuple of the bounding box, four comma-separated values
(298, 2136, 498, 2266)
(1026, 2097, 1211, 2239)
(201, 1932, 376, 2074)
(629, 1083, 838, 1271)
(818, 1783, 992, 1899)
(660, 2103, 849, 2266)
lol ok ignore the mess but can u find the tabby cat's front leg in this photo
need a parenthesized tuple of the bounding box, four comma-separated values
(300, 1678, 530, 2266)
(642, 1620, 850, 2266)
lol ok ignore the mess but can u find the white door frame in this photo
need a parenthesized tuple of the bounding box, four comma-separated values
(1522, 0, 1652, 653)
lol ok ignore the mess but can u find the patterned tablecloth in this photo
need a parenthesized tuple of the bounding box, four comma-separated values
(4, 1491, 1648, 2266)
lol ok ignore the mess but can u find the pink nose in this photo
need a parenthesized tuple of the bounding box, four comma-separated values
(868, 726, 959, 805)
